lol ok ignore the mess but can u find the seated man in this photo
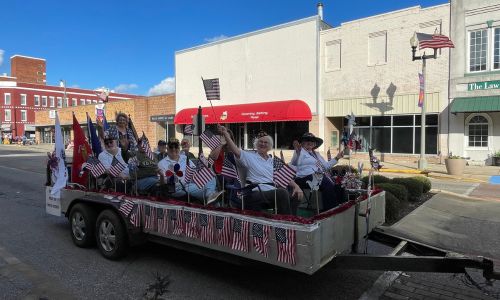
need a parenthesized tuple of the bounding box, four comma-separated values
(156, 140, 168, 161)
(129, 138, 160, 195)
(98, 134, 130, 192)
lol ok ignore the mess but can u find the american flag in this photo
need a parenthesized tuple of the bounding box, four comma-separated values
(144, 205, 157, 231)
(202, 78, 220, 101)
(193, 162, 215, 189)
(169, 209, 184, 236)
(417, 32, 454, 50)
(184, 163, 195, 184)
(200, 130, 222, 151)
(184, 124, 194, 135)
(109, 156, 126, 177)
(273, 156, 296, 188)
(139, 133, 155, 161)
(199, 152, 214, 168)
(130, 203, 143, 227)
(231, 219, 249, 252)
(276, 227, 296, 265)
(157, 208, 168, 235)
(215, 216, 232, 247)
(86, 156, 106, 177)
(199, 213, 214, 244)
(118, 199, 134, 217)
(184, 210, 199, 239)
(252, 223, 270, 257)
(221, 153, 240, 183)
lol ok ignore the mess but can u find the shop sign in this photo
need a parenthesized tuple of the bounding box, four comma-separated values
(468, 80, 500, 91)
(150, 114, 174, 122)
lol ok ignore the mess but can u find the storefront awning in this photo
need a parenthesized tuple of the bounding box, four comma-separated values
(451, 96, 500, 113)
(174, 100, 312, 124)
(1, 124, 11, 131)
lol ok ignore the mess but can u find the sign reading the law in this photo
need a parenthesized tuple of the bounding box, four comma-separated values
(468, 80, 500, 91)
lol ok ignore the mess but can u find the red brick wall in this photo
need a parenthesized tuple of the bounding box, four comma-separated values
(11, 56, 46, 85)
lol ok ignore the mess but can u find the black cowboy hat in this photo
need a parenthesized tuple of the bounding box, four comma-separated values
(299, 132, 323, 149)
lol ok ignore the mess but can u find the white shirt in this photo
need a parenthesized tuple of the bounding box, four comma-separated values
(158, 155, 195, 186)
(290, 148, 338, 178)
(238, 150, 276, 191)
(98, 149, 130, 177)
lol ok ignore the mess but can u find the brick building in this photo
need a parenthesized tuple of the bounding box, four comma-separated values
(34, 94, 176, 148)
(0, 55, 139, 139)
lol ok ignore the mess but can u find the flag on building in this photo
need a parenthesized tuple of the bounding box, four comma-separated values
(202, 78, 220, 100)
(86, 156, 106, 178)
(184, 124, 194, 135)
(416, 32, 454, 50)
(130, 203, 143, 227)
(86, 113, 102, 156)
(184, 210, 199, 239)
(221, 153, 240, 183)
(418, 73, 425, 108)
(273, 156, 296, 188)
(231, 219, 249, 252)
(199, 213, 214, 244)
(169, 209, 184, 236)
(252, 223, 270, 257)
(215, 216, 232, 247)
(50, 112, 68, 195)
(72, 114, 92, 186)
(276, 227, 296, 265)
(157, 208, 168, 235)
(144, 205, 157, 231)
(200, 130, 222, 151)
(118, 199, 134, 217)
(109, 156, 126, 177)
(139, 132, 155, 161)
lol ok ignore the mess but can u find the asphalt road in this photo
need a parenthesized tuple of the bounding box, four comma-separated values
(0, 148, 385, 299)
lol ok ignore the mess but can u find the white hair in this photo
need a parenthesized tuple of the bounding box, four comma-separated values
(253, 135, 273, 150)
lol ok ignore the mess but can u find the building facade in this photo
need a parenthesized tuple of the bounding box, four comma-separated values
(449, 0, 500, 164)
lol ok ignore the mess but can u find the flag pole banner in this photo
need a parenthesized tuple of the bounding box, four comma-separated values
(418, 73, 424, 108)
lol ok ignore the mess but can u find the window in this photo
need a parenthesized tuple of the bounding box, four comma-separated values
(21, 110, 27, 122)
(72, 98, 77, 106)
(20, 94, 27, 106)
(469, 29, 487, 72)
(4, 93, 11, 105)
(80, 99, 86, 105)
(467, 115, 489, 147)
(368, 31, 387, 65)
(64, 97, 69, 107)
(86, 99, 92, 104)
(49, 96, 55, 107)
(4, 109, 11, 121)
(42, 96, 47, 107)
(34, 95, 40, 106)
(325, 40, 341, 71)
(57, 97, 62, 108)
(494, 28, 500, 70)
(92, 100, 97, 104)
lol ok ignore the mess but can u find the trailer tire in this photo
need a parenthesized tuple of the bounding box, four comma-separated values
(96, 209, 128, 260)
(69, 203, 97, 248)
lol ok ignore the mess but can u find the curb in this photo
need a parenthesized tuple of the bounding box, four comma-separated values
(427, 173, 487, 183)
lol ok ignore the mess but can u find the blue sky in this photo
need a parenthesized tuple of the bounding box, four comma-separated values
(0, 0, 447, 96)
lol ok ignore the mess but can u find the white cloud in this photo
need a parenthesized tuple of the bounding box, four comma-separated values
(114, 83, 138, 93)
(0, 49, 4, 67)
(147, 77, 175, 96)
(204, 35, 228, 43)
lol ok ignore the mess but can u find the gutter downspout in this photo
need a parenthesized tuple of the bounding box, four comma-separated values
(447, 0, 452, 158)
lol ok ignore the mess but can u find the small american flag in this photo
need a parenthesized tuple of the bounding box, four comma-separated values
(109, 156, 126, 177)
(215, 216, 232, 247)
(276, 227, 296, 265)
(169, 209, 184, 236)
(199, 213, 214, 244)
(184, 124, 194, 135)
(200, 130, 222, 151)
(130, 203, 143, 227)
(273, 156, 296, 188)
(193, 163, 215, 189)
(144, 205, 157, 231)
(252, 223, 270, 257)
(87, 156, 106, 177)
(199, 152, 214, 168)
(139, 133, 155, 161)
(118, 199, 134, 217)
(202, 78, 220, 101)
(184, 210, 199, 239)
(221, 153, 240, 183)
(417, 32, 454, 50)
(231, 219, 249, 252)
(157, 208, 168, 235)
(184, 163, 195, 184)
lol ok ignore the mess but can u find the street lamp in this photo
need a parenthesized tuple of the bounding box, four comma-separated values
(60, 80, 67, 108)
(410, 32, 437, 170)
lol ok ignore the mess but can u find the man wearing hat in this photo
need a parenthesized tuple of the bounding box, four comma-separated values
(156, 140, 168, 161)
(290, 132, 343, 211)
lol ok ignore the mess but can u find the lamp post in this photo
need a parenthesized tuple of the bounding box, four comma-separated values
(60, 80, 67, 107)
(410, 32, 437, 170)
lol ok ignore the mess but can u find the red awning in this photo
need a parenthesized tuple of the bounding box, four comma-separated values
(174, 100, 312, 124)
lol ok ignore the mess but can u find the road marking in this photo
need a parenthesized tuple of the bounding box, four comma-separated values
(0, 164, 46, 175)
(0, 153, 46, 157)
(464, 183, 480, 196)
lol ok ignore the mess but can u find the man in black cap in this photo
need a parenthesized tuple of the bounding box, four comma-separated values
(156, 140, 167, 161)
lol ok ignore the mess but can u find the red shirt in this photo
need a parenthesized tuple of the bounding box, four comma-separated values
(214, 149, 225, 174)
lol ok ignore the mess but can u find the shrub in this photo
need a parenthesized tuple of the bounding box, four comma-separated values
(362, 175, 391, 188)
(384, 191, 400, 223)
(411, 176, 432, 193)
(391, 178, 423, 202)
(375, 183, 408, 203)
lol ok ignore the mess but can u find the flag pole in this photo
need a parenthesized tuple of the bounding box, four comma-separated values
(273, 152, 278, 215)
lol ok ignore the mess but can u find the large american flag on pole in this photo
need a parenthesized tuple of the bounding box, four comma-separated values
(199, 213, 214, 244)
(118, 199, 134, 217)
(169, 209, 184, 236)
(417, 32, 454, 50)
(86, 156, 106, 178)
(252, 223, 270, 257)
(200, 130, 222, 151)
(231, 219, 249, 252)
(202, 78, 220, 100)
(215, 216, 232, 247)
(157, 208, 168, 235)
(109, 156, 126, 177)
(184, 210, 199, 239)
(276, 227, 296, 265)
(144, 205, 157, 231)
(273, 156, 296, 188)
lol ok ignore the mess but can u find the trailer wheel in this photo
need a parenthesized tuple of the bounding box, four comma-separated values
(96, 210, 128, 260)
(69, 203, 97, 248)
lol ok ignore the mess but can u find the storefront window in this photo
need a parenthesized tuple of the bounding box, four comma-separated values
(467, 115, 489, 148)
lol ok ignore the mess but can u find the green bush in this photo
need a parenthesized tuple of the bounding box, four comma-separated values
(391, 178, 423, 202)
(411, 176, 432, 193)
(362, 175, 391, 188)
(384, 191, 400, 223)
(375, 183, 408, 203)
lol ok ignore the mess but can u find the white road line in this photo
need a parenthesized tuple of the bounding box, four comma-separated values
(0, 164, 46, 175)
(0, 153, 46, 157)
(464, 183, 480, 196)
